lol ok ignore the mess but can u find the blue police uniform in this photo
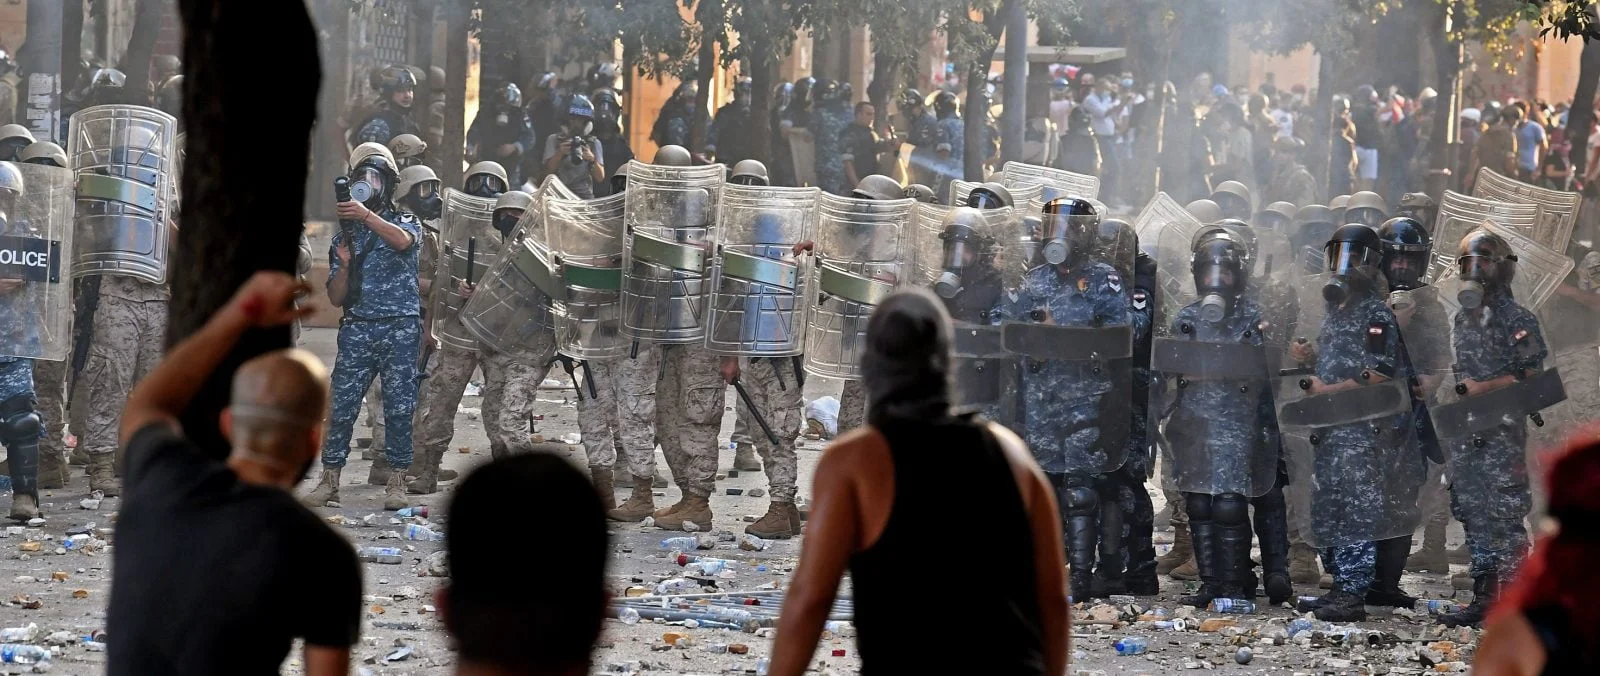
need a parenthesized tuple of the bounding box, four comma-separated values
(936, 115, 966, 197)
(907, 111, 944, 188)
(813, 100, 853, 196)
(1115, 262, 1158, 590)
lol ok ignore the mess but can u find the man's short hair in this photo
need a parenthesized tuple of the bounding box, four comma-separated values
(855, 101, 874, 115)
(446, 454, 608, 669)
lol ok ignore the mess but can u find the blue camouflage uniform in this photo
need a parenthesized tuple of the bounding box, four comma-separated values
(1115, 265, 1157, 584)
(1448, 290, 1546, 582)
(1, 278, 42, 470)
(1309, 293, 1411, 596)
(357, 102, 422, 147)
(813, 101, 853, 196)
(906, 111, 945, 188)
(936, 115, 966, 198)
(938, 265, 1010, 429)
(321, 209, 424, 470)
(1163, 299, 1275, 491)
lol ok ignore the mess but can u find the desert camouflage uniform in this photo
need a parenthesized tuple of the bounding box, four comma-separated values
(71, 277, 167, 460)
(616, 344, 663, 480)
(741, 356, 802, 503)
(655, 345, 724, 498)
(576, 357, 625, 472)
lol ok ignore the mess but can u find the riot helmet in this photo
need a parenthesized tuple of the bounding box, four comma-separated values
(378, 65, 417, 98)
(1455, 228, 1518, 309)
(773, 82, 794, 111)
(899, 88, 925, 113)
(496, 82, 523, 110)
(1040, 197, 1099, 267)
(966, 182, 1013, 210)
(793, 77, 816, 109)
(1396, 192, 1437, 226)
(463, 160, 509, 198)
(729, 159, 769, 186)
(346, 142, 399, 209)
(592, 89, 621, 118)
(1344, 191, 1388, 228)
(610, 163, 630, 194)
(88, 67, 127, 105)
(904, 184, 937, 203)
(852, 174, 904, 201)
(1255, 201, 1297, 232)
(934, 207, 991, 299)
(1184, 198, 1223, 224)
(158, 75, 183, 118)
(1190, 227, 1251, 323)
(1292, 204, 1337, 274)
(1329, 194, 1351, 223)
(1211, 217, 1257, 271)
(1211, 180, 1252, 221)
(1376, 216, 1432, 292)
(1322, 223, 1385, 305)
(492, 190, 534, 239)
(396, 165, 442, 220)
(934, 91, 959, 119)
(388, 133, 427, 168)
(588, 62, 620, 92)
(816, 79, 841, 103)
(18, 141, 66, 168)
(654, 145, 693, 167)
(0, 161, 21, 227)
(0, 125, 36, 162)
(1096, 218, 1138, 279)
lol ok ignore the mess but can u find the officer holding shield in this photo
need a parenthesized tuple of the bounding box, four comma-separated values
(0, 161, 41, 519)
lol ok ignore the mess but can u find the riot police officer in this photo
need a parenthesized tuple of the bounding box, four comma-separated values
(651, 81, 698, 150)
(769, 82, 797, 186)
(1211, 180, 1253, 222)
(467, 82, 537, 187)
(542, 94, 605, 199)
(813, 79, 853, 196)
(1343, 191, 1387, 228)
(0, 125, 34, 162)
(1395, 192, 1437, 228)
(355, 65, 421, 147)
(934, 91, 965, 197)
(17, 142, 66, 169)
(0, 161, 40, 519)
(592, 89, 635, 195)
(463, 161, 509, 199)
(1121, 243, 1159, 594)
(388, 133, 428, 170)
(724, 158, 774, 473)
(707, 78, 756, 168)
(899, 89, 944, 190)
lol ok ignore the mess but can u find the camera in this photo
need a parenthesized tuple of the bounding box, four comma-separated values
(569, 135, 589, 166)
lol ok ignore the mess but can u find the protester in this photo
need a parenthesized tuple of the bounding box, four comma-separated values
(107, 272, 361, 676)
(770, 289, 1068, 676)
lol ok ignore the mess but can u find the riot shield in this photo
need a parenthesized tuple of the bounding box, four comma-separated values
(948, 179, 981, 208)
(619, 161, 724, 344)
(435, 188, 500, 351)
(548, 191, 630, 361)
(457, 177, 577, 362)
(999, 234, 1134, 476)
(1148, 225, 1278, 497)
(1278, 274, 1424, 548)
(1425, 192, 1537, 291)
(801, 193, 916, 380)
(1429, 217, 1572, 313)
(0, 164, 75, 361)
(704, 185, 819, 356)
(1135, 193, 1209, 298)
(67, 104, 179, 284)
(999, 161, 1100, 202)
(1472, 167, 1581, 251)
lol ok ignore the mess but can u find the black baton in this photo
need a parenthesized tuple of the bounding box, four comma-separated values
(731, 376, 781, 446)
(579, 359, 599, 399)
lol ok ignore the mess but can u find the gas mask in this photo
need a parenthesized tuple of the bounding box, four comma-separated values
(1190, 236, 1248, 323)
(1194, 263, 1235, 323)
(1382, 250, 1428, 292)
(935, 222, 980, 299)
(405, 181, 442, 221)
(465, 173, 507, 199)
(1042, 212, 1096, 267)
(1323, 240, 1383, 305)
(348, 165, 390, 209)
(493, 209, 524, 239)
(1456, 255, 1504, 310)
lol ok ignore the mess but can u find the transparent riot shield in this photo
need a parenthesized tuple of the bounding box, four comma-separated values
(949, 179, 981, 207)
(1278, 273, 1425, 548)
(1472, 167, 1581, 251)
(704, 185, 818, 356)
(1426, 192, 1537, 289)
(999, 229, 1134, 476)
(1148, 224, 1278, 497)
(789, 133, 817, 188)
(999, 161, 1100, 202)
(1428, 217, 1572, 313)
(434, 188, 500, 351)
(1134, 193, 1208, 296)
(0, 164, 75, 361)
(620, 161, 724, 344)
(457, 177, 577, 362)
(802, 193, 916, 380)
(549, 192, 629, 361)
(67, 104, 178, 284)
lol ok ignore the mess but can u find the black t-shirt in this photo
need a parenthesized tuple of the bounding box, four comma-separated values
(107, 423, 362, 676)
(842, 123, 881, 178)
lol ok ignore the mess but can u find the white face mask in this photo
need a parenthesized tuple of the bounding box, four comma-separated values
(496, 112, 509, 126)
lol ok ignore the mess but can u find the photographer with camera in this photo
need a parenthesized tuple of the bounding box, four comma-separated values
(543, 94, 606, 199)
(304, 142, 424, 512)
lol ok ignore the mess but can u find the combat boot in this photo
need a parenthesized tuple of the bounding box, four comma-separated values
(745, 501, 798, 539)
(1157, 522, 1193, 576)
(69, 447, 89, 466)
(1440, 574, 1497, 628)
(654, 494, 712, 531)
(1448, 542, 1470, 564)
(302, 467, 341, 507)
(591, 467, 616, 511)
(383, 472, 409, 511)
(87, 453, 120, 497)
(1366, 536, 1418, 608)
(367, 456, 391, 486)
(1289, 542, 1322, 585)
(37, 449, 67, 490)
(732, 443, 762, 472)
(406, 460, 439, 495)
(1406, 518, 1449, 573)
(607, 479, 655, 522)
(8, 435, 41, 521)
(1252, 491, 1294, 606)
(787, 502, 804, 534)
(1310, 586, 1368, 622)
(1180, 518, 1219, 608)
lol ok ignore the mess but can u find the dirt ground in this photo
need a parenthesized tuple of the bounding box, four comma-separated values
(0, 327, 1483, 675)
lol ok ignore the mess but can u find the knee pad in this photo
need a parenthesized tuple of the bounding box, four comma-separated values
(1213, 493, 1250, 526)
(0, 408, 41, 444)
(1184, 492, 1213, 521)
(1063, 486, 1099, 516)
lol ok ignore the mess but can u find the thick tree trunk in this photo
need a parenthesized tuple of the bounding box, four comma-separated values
(62, 1, 84, 102)
(690, 11, 721, 155)
(1569, 36, 1600, 179)
(1314, 48, 1338, 195)
(999, 0, 1027, 165)
(1426, 1, 1463, 200)
(867, 48, 898, 131)
(120, 0, 167, 104)
(444, 1, 469, 191)
(167, 0, 321, 459)
(17, 1, 63, 138)
(962, 58, 989, 181)
(750, 58, 774, 167)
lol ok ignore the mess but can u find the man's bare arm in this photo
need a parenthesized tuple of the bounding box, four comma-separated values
(303, 645, 352, 676)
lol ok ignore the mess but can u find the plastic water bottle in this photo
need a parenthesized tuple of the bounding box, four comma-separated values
(686, 559, 732, 575)
(404, 524, 444, 541)
(395, 506, 429, 518)
(1150, 620, 1186, 631)
(1286, 618, 1317, 636)
(0, 625, 36, 643)
(1416, 599, 1460, 614)
(1113, 636, 1148, 656)
(0, 644, 50, 664)
(755, 657, 771, 676)
(1208, 598, 1256, 614)
(618, 607, 641, 625)
(357, 546, 404, 564)
(660, 536, 700, 551)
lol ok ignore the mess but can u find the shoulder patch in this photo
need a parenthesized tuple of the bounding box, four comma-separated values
(1077, 276, 1089, 293)
(1106, 271, 1123, 293)
(1512, 328, 1530, 344)
(1132, 290, 1147, 310)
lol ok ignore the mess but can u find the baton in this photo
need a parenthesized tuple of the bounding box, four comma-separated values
(731, 376, 781, 446)
(579, 359, 599, 399)
(547, 353, 585, 401)
(465, 237, 477, 286)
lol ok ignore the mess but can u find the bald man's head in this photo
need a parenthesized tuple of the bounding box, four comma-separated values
(223, 349, 330, 486)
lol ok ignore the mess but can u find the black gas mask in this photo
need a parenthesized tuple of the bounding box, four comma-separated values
(1322, 225, 1385, 306)
(1191, 233, 1249, 323)
(1041, 198, 1098, 267)
(1456, 231, 1517, 310)
(465, 173, 507, 199)
(494, 208, 524, 239)
(935, 212, 987, 299)
(405, 181, 442, 221)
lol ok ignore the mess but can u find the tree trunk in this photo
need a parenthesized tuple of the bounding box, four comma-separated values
(867, 48, 898, 131)
(62, 0, 84, 104)
(444, 1, 469, 191)
(1314, 48, 1338, 196)
(120, 0, 167, 104)
(690, 5, 721, 156)
(750, 57, 774, 167)
(17, 1, 64, 139)
(1569, 33, 1600, 179)
(1426, 1, 1463, 201)
(999, 0, 1027, 165)
(167, 0, 321, 459)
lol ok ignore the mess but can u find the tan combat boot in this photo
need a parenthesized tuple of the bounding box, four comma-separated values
(302, 467, 341, 507)
(37, 450, 67, 490)
(607, 479, 655, 522)
(1290, 542, 1323, 585)
(383, 472, 409, 511)
(9, 494, 38, 521)
(87, 453, 121, 497)
(745, 501, 798, 539)
(368, 455, 391, 486)
(1406, 520, 1450, 574)
(1156, 523, 1192, 575)
(591, 467, 616, 511)
(732, 444, 762, 472)
(406, 460, 439, 495)
(654, 494, 712, 531)
(69, 448, 89, 466)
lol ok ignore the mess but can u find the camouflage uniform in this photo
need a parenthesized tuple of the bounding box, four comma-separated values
(576, 357, 625, 472)
(655, 345, 724, 498)
(365, 225, 440, 457)
(838, 379, 867, 434)
(616, 344, 662, 480)
(33, 358, 67, 482)
(741, 356, 803, 503)
(356, 102, 421, 147)
(1309, 293, 1411, 596)
(319, 210, 423, 470)
(1265, 159, 1319, 208)
(936, 115, 966, 199)
(1447, 291, 1546, 582)
(416, 340, 552, 459)
(1116, 270, 1158, 587)
(907, 111, 945, 192)
(72, 277, 167, 460)
(813, 101, 853, 196)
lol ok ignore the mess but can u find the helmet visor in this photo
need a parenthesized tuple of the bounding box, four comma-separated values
(465, 173, 507, 197)
(1326, 240, 1382, 276)
(349, 166, 389, 204)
